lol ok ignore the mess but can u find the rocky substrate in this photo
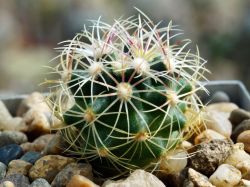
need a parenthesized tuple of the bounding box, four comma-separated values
(0, 92, 250, 187)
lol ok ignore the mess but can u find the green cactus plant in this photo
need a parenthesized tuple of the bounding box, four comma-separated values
(46, 10, 208, 177)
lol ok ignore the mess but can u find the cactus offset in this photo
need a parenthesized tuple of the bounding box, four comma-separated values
(46, 10, 208, 176)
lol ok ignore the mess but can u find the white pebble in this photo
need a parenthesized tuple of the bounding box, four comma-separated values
(194, 129, 226, 144)
(209, 164, 241, 187)
(160, 149, 187, 174)
(203, 111, 232, 137)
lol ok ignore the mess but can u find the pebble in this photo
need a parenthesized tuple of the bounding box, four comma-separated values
(0, 174, 30, 187)
(0, 162, 6, 180)
(18, 92, 62, 137)
(0, 144, 23, 165)
(194, 129, 226, 145)
(224, 143, 250, 180)
(238, 179, 250, 187)
(180, 141, 193, 150)
(30, 178, 51, 187)
(209, 164, 241, 187)
(102, 169, 165, 187)
(17, 92, 46, 116)
(0, 131, 28, 148)
(66, 175, 99, 187)
(0, 181, 15, 187)
(206, 102, 238, 116)
(51, 163, 93, 187)
(29, 155, 75, 183)
(42, 134, 64, 155)
(188, 139, 233, 176)
(231, 119, 250, 142)
(0, 100, 23, 131)
(20, 151, 42, 164)
(160, 149, 188, 174)
(21, 134, 54, 153)
(237, 130, 250, 153)
(229, 109, 250, 126)
(209, 91, 230, 103)
(188, 168, 215, 187)
(237, 161, 250, 180)
(203, 111, 232, 137)
(0, 101, 13, 129)
(6, 160, 32, 176)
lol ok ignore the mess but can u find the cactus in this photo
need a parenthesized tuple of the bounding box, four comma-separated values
(46, 10, 208, 177)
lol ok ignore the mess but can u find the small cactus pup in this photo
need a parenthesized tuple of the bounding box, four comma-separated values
(46, 10, 209, 177)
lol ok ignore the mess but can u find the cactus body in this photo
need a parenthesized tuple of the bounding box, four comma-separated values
(47, 11, 208, 176)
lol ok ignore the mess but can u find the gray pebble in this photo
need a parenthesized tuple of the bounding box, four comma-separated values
(231, 119, 250, 142)
(188, 139, 233, 176)
(20, 151, 42, 164)
(0, 144, 23, 165)
(0, 174, 30, 187)
(0, 131, 28, 148)
(30, 178, 51, 187)
(0, 162, 7, 180)
(51, 163, 93, 187)
(210, 91, 230, 103)
(229, 109, 250, 126)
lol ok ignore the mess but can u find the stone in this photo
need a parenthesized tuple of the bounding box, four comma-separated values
(224, 143, 250, 180)
(42, 134, 64, 155)
(236, 161, 250, 180)
(20, 151, 41, 164)
(30, 178, 51, 187)
(229, 109, 250, 126)
(238, 179, 250, 187)
(231, 119, 250, 141)
(229, 109, 250, 125)
(206, 102, 238, 115)
(7, 160, 32, 176)
(66, 175, 99, 187)
(51, 163, 93, 187)
(0, 131, 28, 148)
(237, 130, 250, 153)
(0, 100, 23, 131)
(188, 168, 215, 187)
(160, 149, 188, 174)
(29, 155, 75, 183)
(209, 91, 230, 103)
(21, 134, 54, 153)
(0, 101, 13, 130)
(188, 139, 233, 176)
(18, 92, 62, 137)
(17, 92, 46, 116)
(0, 174, 30, 187)
(0, 181, 15, 187)
(102, 170, 165, 187)
(203, 111, 232, 137)
(181, 141, 193, 150)
(0, 162, 6, 180)
(194, 129, 226, 145)
(0, 144, 23, 165)
(209, 164, 241, 187)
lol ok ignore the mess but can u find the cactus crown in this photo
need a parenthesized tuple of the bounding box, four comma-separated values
(46, 10, 208, 177)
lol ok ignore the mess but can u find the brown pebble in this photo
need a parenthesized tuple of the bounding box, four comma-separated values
(21, 134, 54, 153)
(7, 160, 32, 176)
(29, 155, 75, 183)
(66, 175, 99, 187)
(237, 130, 250, 153)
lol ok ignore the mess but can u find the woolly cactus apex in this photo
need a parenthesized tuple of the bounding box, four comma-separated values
(46, 10, 209, 177)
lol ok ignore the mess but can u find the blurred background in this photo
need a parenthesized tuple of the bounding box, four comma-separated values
(0, 0, 250, 94)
